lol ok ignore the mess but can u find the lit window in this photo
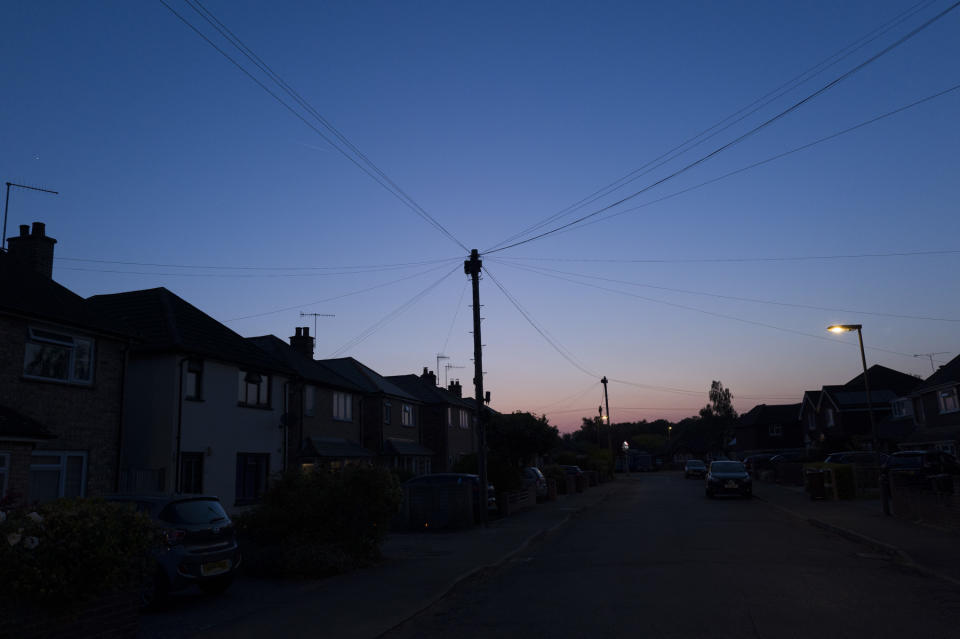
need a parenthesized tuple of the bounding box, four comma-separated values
(238, 370, 270, 407)
(938, 388, 959, 414)
(333, 392, 353, 421)
(23, 327, 94, 385)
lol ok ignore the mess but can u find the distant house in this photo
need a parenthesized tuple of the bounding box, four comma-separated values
(734, 403, 802, 455)
(386, 369, 476, 473)
(319, 357, 433, 475)
(87, 288, 293, 510)
(804, 365, 920, 452)
(249, 328, 374, 470)
(0, 223, 132, 504)
(900, 353, 960, 456)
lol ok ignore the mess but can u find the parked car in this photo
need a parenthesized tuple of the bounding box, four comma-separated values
(882, 450, 960, 476)
(683, 459, 707, 479)
(705, 461, 752, 498)
(521, 466, 548, 498)
(105, 495, 241, 608)
(559, 465, 585, 477)
(742, 453, 777, 477)
(824, 451, 888, 465)
(404, 473, 497, 514)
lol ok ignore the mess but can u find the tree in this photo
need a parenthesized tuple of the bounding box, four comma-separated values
(698, 380, 737, 453)
(486, 411, 560, 468)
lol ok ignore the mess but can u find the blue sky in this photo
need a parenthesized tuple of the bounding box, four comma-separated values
(2, 0, 958, 431)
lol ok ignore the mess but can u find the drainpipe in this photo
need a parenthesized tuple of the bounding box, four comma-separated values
(114, 342, 130, 492)
(175, 357, 187, 494)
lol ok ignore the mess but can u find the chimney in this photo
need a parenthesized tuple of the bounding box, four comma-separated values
(7, 221, 57, 278)
(289, 326, 315, 359)
(448, 379, 462, 398)
(420, 367, 437, 387)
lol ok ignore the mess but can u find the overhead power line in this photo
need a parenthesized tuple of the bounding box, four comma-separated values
(329, 264, 460, 357)
(484, 1, 960, 256)
(500, 248, 960, 265)
(159, 0, 468, 253)
(55, 255, 460, 272)
(493, 259, 960, 323)
(483, 0, 938, 253)
(223, 259, 460, 322)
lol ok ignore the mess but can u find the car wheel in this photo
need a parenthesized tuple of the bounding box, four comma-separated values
(140, 567, 169, 611)
(199, 574, 235, 596)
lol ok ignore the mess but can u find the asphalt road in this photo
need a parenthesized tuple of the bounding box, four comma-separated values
(382, 473, 960, 639)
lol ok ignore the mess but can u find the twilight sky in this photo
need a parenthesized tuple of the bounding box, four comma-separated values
(2, 0, 958, 432)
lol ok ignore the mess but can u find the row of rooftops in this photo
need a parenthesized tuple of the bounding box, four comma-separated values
(0, 223, 477, 408)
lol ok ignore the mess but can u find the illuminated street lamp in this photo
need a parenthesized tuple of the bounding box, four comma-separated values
(827, 324, 879, 462)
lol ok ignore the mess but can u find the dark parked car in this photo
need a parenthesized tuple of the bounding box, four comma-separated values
(882, 450, 960, 476)
(106, 495, 240, 608)
(559, 465, 584, 477)
(683, 459, 706, 479)
(705, 461, 752, 498)
(742, 453, 777, 477)
(824, 451, 888, 465)
(404, 473, 497, 514)
(522, 466, 548, 498)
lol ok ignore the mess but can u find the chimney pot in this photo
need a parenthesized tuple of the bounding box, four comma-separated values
(32, 222, 46, 237)
(303, 326, 310, 337)
(19, 225, 29, 237)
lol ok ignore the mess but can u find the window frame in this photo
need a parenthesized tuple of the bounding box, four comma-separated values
(0, 452, 9, 498)
(184, 359, 204, 401)
(238, 370, 271, 408)
(825, 408, 835, 427)
(235, 452, 270, 505)
(401, 403, 414, 427)
(768, 424, 783, 437)
(459, 409, 470, 430)
(938, 388, 959, 414)
(29, 451, 87, 501)
(22, 326, 95, 386)
(384, 400, 392, 425)
(179, 451, 204, 494)
(333, 391, 353, 422)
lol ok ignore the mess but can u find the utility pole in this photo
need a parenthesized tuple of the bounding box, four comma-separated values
(3, 182, 59, 250)
(602, 376, 611, 455)
(597, 405, 603, 445)
(464, 249, 488, 525)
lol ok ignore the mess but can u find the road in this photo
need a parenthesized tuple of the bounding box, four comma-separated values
(382, 473, 960, 639)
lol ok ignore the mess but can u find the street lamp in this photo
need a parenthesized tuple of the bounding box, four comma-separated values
(827, 324, 879, 461)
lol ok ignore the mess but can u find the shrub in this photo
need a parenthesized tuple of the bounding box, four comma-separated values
(0, 498, 154, 611)
(238, 465, 402, 578)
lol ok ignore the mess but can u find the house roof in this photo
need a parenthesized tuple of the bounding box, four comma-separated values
(911, 353, 960, 395)
(303, 436, 375, 458)
(0, 251, 132, 338)
(842, 364, 920, 396)
(248, 335, 362, 392)
(385, 374, 474, 408)
(0, 405, 56, 440)
(86, 287, 290, 373)
(738, 403, 801, 426)
(317, 358, 418, 401)
(384, 437, 434, 456)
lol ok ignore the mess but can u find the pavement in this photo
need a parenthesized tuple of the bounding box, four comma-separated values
(163, 474, 960, 639)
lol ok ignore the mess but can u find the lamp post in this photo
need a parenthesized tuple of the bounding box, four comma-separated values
(828, 324, 883, 506)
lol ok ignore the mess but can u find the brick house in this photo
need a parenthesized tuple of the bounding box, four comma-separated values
(386, 369, 477, 473)
(249, 328, 373, 470)
(0, 223, 132, 504)
(803, 365, 920, 453)
(900, 353, 960, 456)
(86, 288, 293, 511)
(319, 357, 433, 475)
(733, 403, 802, 456)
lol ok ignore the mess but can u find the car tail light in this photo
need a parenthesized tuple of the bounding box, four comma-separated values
(163, 528, 187, 545)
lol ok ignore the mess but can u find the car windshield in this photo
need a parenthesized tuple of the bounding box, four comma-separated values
(159, 499, 229, 525)
(711, 462, 745, 473)
(687, 461, 705, 468)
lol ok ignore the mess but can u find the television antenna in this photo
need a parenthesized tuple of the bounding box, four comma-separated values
(300, 312, 335, 338)
(444, 363, 465, 387)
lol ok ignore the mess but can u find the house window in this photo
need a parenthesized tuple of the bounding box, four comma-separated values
(459, 409, 470, 429)
(179, 452, 204, 494)
(384, 401, 392, 425)
(769, 424, 783, 437)
(447, 406, 453, 427)
(185, 359, 203, 400)
(29, 451, 86, 502)
(235, 453, 270, 504)
(892, 398, 913, 419)
(825, 408, 835, 428)
(0, 453, 8, 498)
(23, 327, 94, 385)
(401, 404, 414, 427)
(304, 385, 315, 417)
(938, 388, 959, 414)
(238, 370, 270, 407)
(333, 392, 352, 421)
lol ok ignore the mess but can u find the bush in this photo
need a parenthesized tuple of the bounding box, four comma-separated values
(237, 465, 402, 578)
(0, 498, 155, 611)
